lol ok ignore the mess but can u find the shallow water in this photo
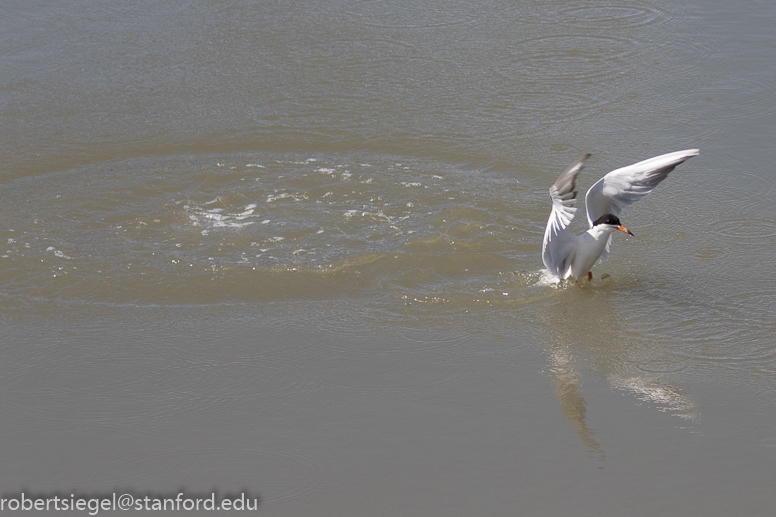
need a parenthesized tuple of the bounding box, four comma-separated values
(2, 0, 776, 515)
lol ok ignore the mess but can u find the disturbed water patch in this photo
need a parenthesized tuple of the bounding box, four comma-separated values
(0, 151, 539, 307)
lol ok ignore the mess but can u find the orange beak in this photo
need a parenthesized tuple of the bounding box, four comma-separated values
(617, 225, 634, 236)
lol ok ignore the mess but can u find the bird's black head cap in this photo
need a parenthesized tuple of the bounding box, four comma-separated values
(592, 214, 622, 227)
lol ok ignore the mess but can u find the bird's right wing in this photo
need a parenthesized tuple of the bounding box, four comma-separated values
(542, 154, 590, 279)
(584, 148, 699, 260)
(585, 149, 700, 227)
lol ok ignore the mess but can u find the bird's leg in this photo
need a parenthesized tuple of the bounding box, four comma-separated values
(587, 271, 593, 281)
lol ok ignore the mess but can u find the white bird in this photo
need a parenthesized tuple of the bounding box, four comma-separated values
(542, 149, 699, 282)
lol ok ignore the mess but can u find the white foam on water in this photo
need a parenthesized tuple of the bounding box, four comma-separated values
(266, 192, 308, 203)
(267, 193, 292, 203)
(535, 269, 562, 286)
(47, 247, 73, 260)
(184, 202, 265, 231)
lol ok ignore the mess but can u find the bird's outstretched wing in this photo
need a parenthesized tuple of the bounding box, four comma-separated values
(585, 149, 700, 226)
(584, 149, 699, 260)
(542, 154, 590, 279)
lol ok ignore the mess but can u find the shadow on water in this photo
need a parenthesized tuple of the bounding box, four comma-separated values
(541, 277, 698, 460)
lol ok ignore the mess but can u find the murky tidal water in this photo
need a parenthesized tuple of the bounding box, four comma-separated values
(2, 0, 775, 515)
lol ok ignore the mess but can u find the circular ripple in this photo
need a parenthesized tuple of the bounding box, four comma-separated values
(557, 4, 663, 29)
(511, 34, 638, 82)
(668, 310, 776, 366)
(715, 217, 776, 242)
(489, 90, 614, 127)
(343, 0, 479, 29)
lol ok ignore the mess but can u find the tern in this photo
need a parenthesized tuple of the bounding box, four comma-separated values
(542, 149, 699, 282)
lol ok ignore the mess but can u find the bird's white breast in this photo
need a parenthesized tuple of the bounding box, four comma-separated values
(569, 229, 611, 280)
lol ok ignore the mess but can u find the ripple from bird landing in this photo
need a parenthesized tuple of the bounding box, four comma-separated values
(0, 151, 533, 306)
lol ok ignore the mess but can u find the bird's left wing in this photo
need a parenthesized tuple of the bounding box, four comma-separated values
(542, 154, 590, 279)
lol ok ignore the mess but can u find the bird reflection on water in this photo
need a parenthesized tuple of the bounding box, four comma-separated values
(543, 281, 699, 460)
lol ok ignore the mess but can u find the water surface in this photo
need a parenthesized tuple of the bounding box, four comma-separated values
(1, 0, 775, 515)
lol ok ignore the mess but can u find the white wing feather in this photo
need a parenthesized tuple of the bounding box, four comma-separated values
(584, 149, 699, 260)
(542, 154, 590, 279)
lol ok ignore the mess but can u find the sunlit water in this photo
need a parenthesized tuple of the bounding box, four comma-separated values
(1, 0, 775, 515)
